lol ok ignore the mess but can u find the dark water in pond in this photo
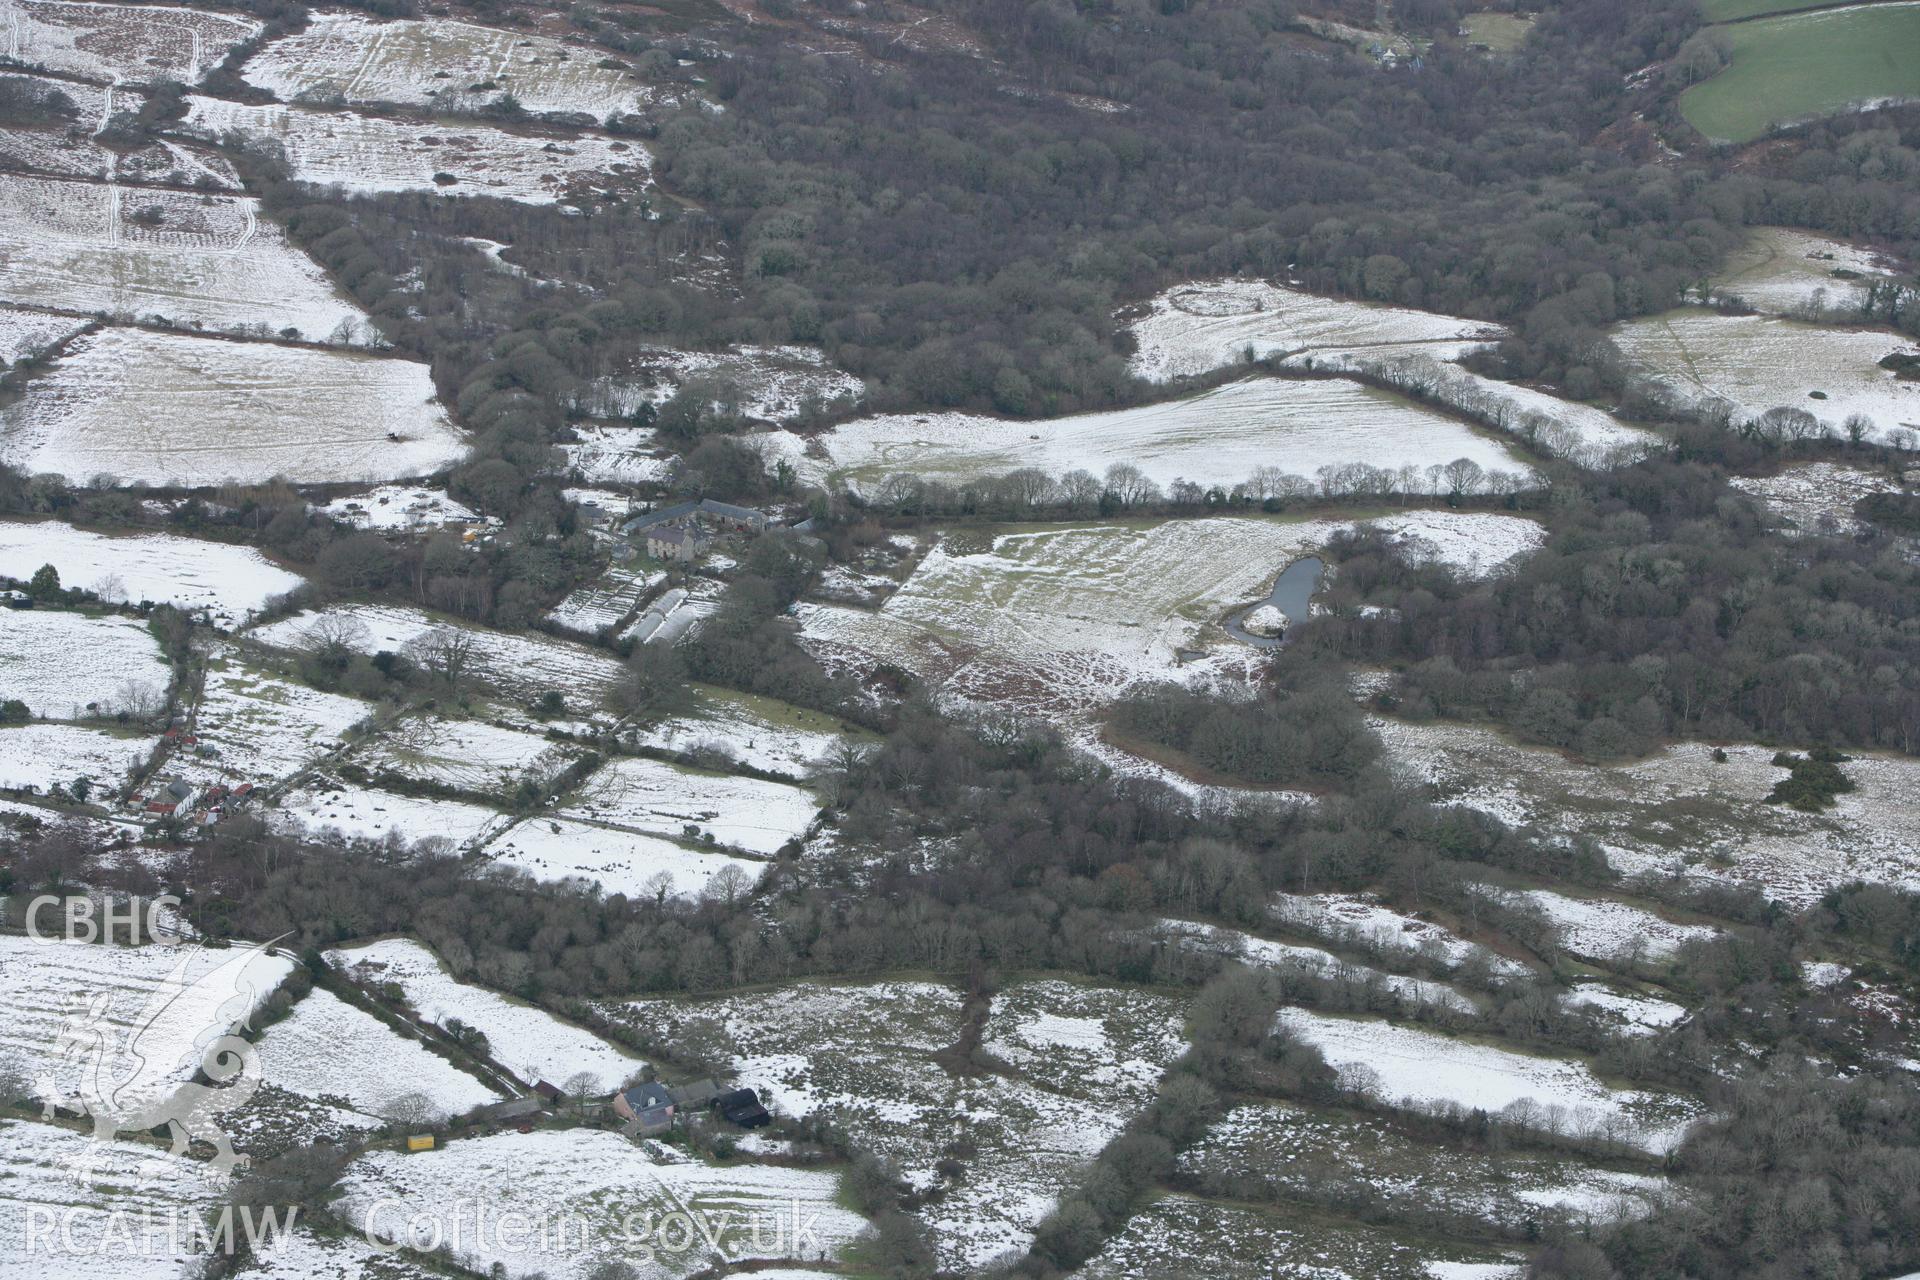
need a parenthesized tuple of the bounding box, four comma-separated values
(1224, 556, 1325, 649)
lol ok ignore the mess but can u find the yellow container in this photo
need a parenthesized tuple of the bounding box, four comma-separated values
(405, 1135, 435, 1152)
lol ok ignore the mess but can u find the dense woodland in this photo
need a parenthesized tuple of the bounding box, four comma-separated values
(5, 0, 1920, 1275)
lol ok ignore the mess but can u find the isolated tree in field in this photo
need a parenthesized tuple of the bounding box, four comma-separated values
(308, 614, 371, 672)
(92, 573, 125, 605)
(27, 563, 59, 599)
(408, 627, 478, 690)
(380, 1092, 433, 1127)
(564, 1070, 601, 1112)
(703, 863, 754, 908)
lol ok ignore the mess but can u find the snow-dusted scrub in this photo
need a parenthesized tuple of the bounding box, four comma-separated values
(1560, 983, 1689, 1037)
(0, 610, 167, 719)
(1123, 278, 1499, 383)
(0, 933, 292, 1117)
(0, 303, 82, 364)
(316, 483, 478, 531)
(1268, 893, 1532, 979)
(0, 175, 373, 341)
(1728, 462, 1905, 535)
(560, 423, 675, 484)
(577, 344, 866, 423)
(230, 1227, 447, 1280)
(634, 685, 856, 779)
(0, 721, 151, 791)
(329, 937, 642, 1091)
(1373, 718, 1920, 907)
(0, 76, 238, 188)
(332, 1128, 870, 1280)
(1151, 919, 1475, 1012)
(1076, 1190, 1520, 1279)
(0, 1118, 228, 1280)
(182, 97, 648, 204)
(249, 604, 629, 711)
(355, 716, 578, 793)
(1180, 1098, 1669, 1232)
(0, 327, 462, 487)
(544, 565, 663, 637)
(240, 12, 669, 120)
(601, 977, 1190, 1272)
(0, 519, 303, 623)
(1275, 1007, 1701, 1154)
(0, 0, 261, 84)
(254, 987, 500, 1121)
(770, 375, 1530, 493)
(797, 512, 1544, 720)
(1710, 227, 1904, 317)
(1612, 309, 1920, 443)
(563, 754, 818, 856)
(479, 816, 769, 899)
(1298, 350, 1660, 465)
(270, 782, 509, 851)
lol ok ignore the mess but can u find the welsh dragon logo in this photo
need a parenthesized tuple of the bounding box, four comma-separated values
(35, 935, 289, 1181)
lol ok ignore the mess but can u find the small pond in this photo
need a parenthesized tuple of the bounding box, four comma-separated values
(1224, 556, 1325, 649)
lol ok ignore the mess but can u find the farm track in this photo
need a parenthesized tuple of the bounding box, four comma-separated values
(1713, 0, 1917, 22)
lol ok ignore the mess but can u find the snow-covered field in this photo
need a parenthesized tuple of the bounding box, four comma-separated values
(1561, 983, 1689, 1038)
(1123, 279, 1498, 383)
(1078, 1191, 1520, 1280)
(183, 96, 648, 204)
(564, 754, 818, 855)
(0, 174, 373, 341)
(0, 722, 152, 791)
(316, 484, 477, 531)
(332, 1128, 869, 1280)
(1729, 462, 1905, 535)
(0, 303, 82, 365)
(480, 816, 769, 899)
(0, 0, 260, 84)
(1153, 918, 1475, 1011)
(1182, 1097, 1668, 1233)
(1374, 718, 1920, 907)
(271, 781, 509, 851)
(1613, 309, 1920, 441)
(560, 424, 676, 485)
(241, 13, 668, 120)
(250, 604, 630, 711)
(176, 642, 374, 803)
(255, 987, 500, 1121)
(329, 937, 641, 1091)
(1269, 893, 1531, 979)
(0, 327, 463, 487)
(798, 512, 1543, 719)
(357, 716, 578, 792)
(544, 565, 662, 637)
(1711, 227, 1904, 317)
(0, 1118, 227, 1280)
(230, 1227, 445, 1280)
(578, 344, 865, 423)
(1300, 350, 1660, 463)
(1275, 1008, 1701, 1154)
(601, 977, 1188, 1272)
(1503, 888, 1720, 965)
(0, 610, 166, 719)
(0, 933, 292, 1119)
(634, 685, 853, 778)
(769, 376, 1531, 494)
(0, 519, 303, 623)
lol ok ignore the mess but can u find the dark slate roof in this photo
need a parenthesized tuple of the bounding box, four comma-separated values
(698, 498, 766, 523)
(623, 1081, 675, 1112)
(648, 525, 692, 548)
(620, 501, 701, 534)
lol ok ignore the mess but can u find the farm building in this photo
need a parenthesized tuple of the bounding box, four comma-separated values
(613, 1081, 676, 1137)
(621, 498, 769, 538)
(645, 525, 700, 563)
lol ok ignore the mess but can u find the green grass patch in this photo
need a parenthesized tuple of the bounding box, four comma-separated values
(1461, 11, 1534, 50)
(1680, 3, 1920, 143)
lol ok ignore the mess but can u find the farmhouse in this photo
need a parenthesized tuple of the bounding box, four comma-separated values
(645, 524, 700, 563)
(612, 1081, 676, 1137)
